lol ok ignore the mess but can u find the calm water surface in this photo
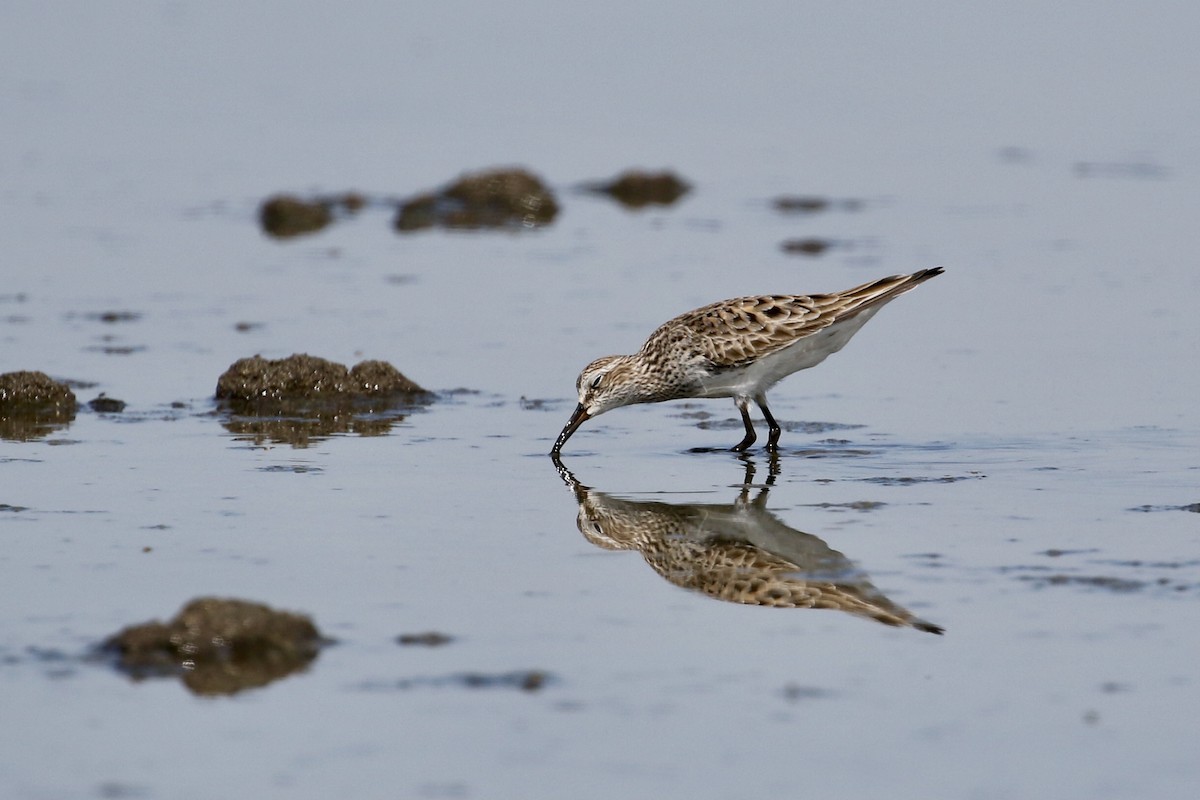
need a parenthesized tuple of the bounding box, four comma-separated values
(3, 3, 1199, 799)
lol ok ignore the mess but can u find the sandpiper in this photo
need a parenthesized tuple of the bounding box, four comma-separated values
(551, 267, 944, 453)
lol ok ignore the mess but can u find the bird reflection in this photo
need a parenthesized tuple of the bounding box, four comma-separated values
(551, 454, 943, 634)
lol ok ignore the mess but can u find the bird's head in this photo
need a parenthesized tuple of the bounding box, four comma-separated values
(551, 354, 644, 453)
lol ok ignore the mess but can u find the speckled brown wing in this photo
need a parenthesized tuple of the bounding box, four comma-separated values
(642, 269, 942, 368)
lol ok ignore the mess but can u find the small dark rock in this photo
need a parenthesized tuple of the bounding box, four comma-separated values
(100, 597, 326, 695)
(395, 167, 559, 232)
(259, 195, 333, 238)
(88, 394, 127, 413)
(588, 169, 690, 208)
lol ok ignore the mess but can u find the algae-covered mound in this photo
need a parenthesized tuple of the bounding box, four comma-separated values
(101, 597, 327, 695)
(216, 353, 426, 401)
(215, 354, 431, 446)
(395, 167, 559, 232)
(0, 370, 77, 440)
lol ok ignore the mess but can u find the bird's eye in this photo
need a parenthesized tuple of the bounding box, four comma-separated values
(590, 375, 603, 390)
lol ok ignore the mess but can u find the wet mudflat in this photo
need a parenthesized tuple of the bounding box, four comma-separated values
(4, 4, 1200, 800)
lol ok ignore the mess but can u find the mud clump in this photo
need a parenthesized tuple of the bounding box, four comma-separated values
(259, 192, 366, 239)
(215, 354, 431, 447)
(100, 597, 326, 695)
(395, 167, 559, 232)
(587, 169, 690, 208)
(0, 370, 78, 440)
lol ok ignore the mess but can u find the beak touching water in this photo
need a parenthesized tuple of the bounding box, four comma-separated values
(551, 403, 590, 454)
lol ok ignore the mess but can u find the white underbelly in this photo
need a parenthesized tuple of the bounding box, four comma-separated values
(694, 308, 880, 399)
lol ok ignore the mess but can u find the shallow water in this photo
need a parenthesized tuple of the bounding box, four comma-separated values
(4, 3, 1200, 799)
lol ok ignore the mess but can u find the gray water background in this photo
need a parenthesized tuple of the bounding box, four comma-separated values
(3, 3, 1200, 798)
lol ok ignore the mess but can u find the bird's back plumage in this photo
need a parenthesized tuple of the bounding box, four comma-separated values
(642, 267, 944, 369)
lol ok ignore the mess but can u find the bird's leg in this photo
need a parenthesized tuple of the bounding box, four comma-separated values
(755, 395, 782, 451)
(731, 397, 757, 451)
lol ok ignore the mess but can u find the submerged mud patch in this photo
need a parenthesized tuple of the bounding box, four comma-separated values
(861, 474, 985, 486)
(1010, 552, 1200, 595)
(0, 370, 78, 441)
(358, 670, 552, 693)
(99, 597, 328, 696)
(518, 396, 558, 411)
(801, 500, 887, 512)
(771, 195, 864, 214)
(1019, 574, 1162, 593)
(1128, 503, 1200, 513)
(396, 631, 455, 647)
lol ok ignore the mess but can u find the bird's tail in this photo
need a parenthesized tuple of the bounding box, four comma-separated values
(831, 267, 945, 320)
